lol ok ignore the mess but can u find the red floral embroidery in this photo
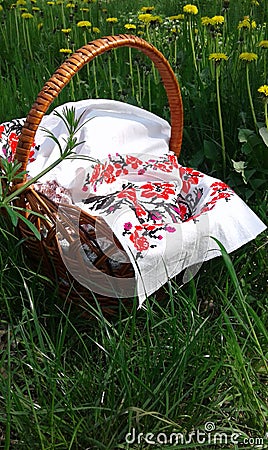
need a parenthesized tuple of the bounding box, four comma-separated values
(117, 187, 137, 203)
(103, 164, 116, 184)
(130, 228, 149, 252)
(8, 132, 19, 154)
(125, 155, 143, 169)
(153, 162, 174, 173)
(140, 182, 175, 200)
(168, 153, 179, 168)
(179, 167, 203, 194)
(0, 125, 4, 139)
(90, 163, 103, 184)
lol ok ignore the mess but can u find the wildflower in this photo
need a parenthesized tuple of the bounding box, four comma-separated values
(201, 16, 211, 26)
(210, 15, 224, 26)
(124, 23, 136, 30)
(238, 17, 256, 30)
(92, 27, 100, 33)
(77, 20, 91, 28)
(138, 13, 152, 23)
(252, 0, 259, 5)
(106, 17, 118, 23)
(258, 85, 268, 97)
(140, 6, 154, 12)
(239, 52, 258, 62)
(66, 3, 75, 7)
(183, 4, 198, 15)
(17, 0, 26, 4)
(148, 15, 162, 24)
(37, 22, 43, 30)
(61, 28, 71, 33)
(47, 1, 55, 5)
(0, 5, 3, 12)
(59, 48, 72, 53)
(21, 12, 33, 19)
(168, 14, 184, 21)
(258, 40, 268, 48)
(80, 8, 89, 12)
(20, 7, 27, 11)
(209, 52, 228, 62)
(32, 7, 40, 11)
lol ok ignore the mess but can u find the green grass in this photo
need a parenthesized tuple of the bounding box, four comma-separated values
(0, 0, 268, 448)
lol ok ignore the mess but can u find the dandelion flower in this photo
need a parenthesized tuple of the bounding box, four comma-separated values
(140, 6, 154, 13)
(138, 13, 152, 23)
(32, 7, 40, 11)
(80, 8, 89, 12)
(61, 28, 71, 33)
(238, 17, 256, 30)
(92, 27, 100, 33)
(37, 22, 43, 30)
(0, 5, 3, 11)
(106, 17, 118, 23)
(46, 1, 55, 5)
(252, 0, 259, 5)
(17, 0, 26, 5)
(201, 16, 211, 26)
(209, 52, 228, 62)
(210, 15, 224, 26)
(66, 3, 75, 8)
(124, 23, 136, 30)
(183, 4, 198, 15)
(77, 20, 91, 28)
(21, 12, 34, 19)
(258, 40, 268, 48)
(169, 14, 184, 21)
(59, 48, 72, 54)
(239, 52, 258, 62)
(258, 85, 268, 97)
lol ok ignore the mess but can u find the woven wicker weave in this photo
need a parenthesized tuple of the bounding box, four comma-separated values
(13, 34, 184, 315)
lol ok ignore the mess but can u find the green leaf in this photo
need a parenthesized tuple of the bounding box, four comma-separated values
(259, 127, 268, 147)
(5, 206, 18, 226)
(16, 213, 41, 240)
(203, 140, 219, 160)
(238, 128, 254, 143)
(231, 160, 247, 184)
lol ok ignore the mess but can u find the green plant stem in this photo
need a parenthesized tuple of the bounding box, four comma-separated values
(188, 17, 198, 72)
(215, 64, 226, 178)
(128, 47, 135, 98)
(246, 64, 258, 133)
(264, 102, 268, 129)
(108, 53, 114, 100)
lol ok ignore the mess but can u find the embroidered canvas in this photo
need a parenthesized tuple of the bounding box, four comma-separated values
(0, 100, 266, 306)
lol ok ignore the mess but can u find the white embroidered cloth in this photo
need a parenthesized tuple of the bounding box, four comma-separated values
(0, 100, 266, 306)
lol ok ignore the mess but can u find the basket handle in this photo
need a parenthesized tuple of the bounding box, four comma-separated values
(15, 34, 183, 181)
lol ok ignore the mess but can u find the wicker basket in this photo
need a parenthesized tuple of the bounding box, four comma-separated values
(13, 34, 183, 315)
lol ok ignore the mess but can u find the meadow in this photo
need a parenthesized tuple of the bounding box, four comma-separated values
(0, 0, 267, 448)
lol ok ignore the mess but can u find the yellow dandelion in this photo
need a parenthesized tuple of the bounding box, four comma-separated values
(59, 48, 72, 53)
(238, 17, 256, 30)
(124, 23, 136, 30)
(61, 28, 71, 33)
(169, 14, 184, 21)
(77, 20, 91, 28)
(148, 15, 162, 24)
(66, 3, 75, 8)
(92, 27, 100, 33)
(239, 52, 258, 62)
(252, 0, 259, 5)
(138, 13, 152, 23)
(210, 15, 224, 26)
(17, 0, 26, 5)
(47, 1, 55, 5)
(31, 0, 37, 3)
(106, 17, 118, 23)
(201, 16, 211, 26)
(209, 52, 228, 61)
(140, 6, 155, 12)
(0, 5, 3, 12)
(37, 22, 43, 30)
(183, 4, 198, 15)
(258, 85, 268, 97)
(80, 8, 89, 12)
(258, 40, 268, 48)
(32, 6, 40, 10)
(21, 12, 33, 19)
(20, 7, 27, 11)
